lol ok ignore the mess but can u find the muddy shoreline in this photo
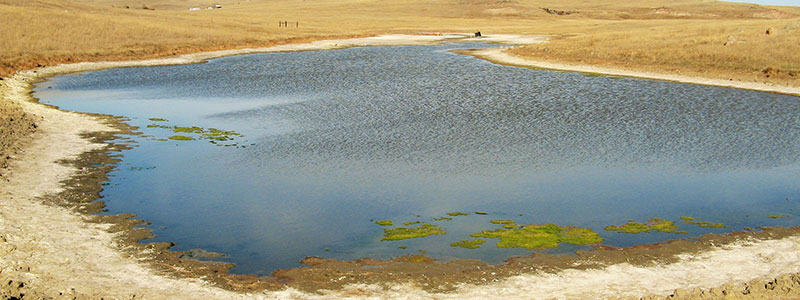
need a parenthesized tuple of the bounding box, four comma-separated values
(2, 34, 800, 299)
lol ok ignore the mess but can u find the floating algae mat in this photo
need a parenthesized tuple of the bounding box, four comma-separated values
(604, 218, 685, 234)
(33, 42, 800, 276)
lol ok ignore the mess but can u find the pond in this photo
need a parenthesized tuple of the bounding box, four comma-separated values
(34, 42, 800, 276)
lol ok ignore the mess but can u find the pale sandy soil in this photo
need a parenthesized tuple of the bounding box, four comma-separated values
(2, 34, 800, 300)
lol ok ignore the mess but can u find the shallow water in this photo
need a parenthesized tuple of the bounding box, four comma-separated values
(35, 43, 800, 275)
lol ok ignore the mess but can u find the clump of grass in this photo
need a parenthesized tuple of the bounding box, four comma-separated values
(374, 220, 393, 226)
(475, 211, 488, 215)
(451, 239, 486, 249)
(398, 245, 407, 249)
(434, 217, 452, 221)
(447, 212, 469, 216)
(605, 218, 679, 234)
(148, 117, 168, 122)
(382, 224, 445, 241)
(403, 221, 421, 226)
(503, 224, 519, 229)
(168, 135, 195, 141)
(490, 219, 515, 224)
(471, 224, 602, 249)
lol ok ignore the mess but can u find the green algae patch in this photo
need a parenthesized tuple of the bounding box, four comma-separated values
(451, 239, 486, 249)
(434, 217, 452, 221)
(605, 222, 650, 233)
(398, 254, 433, 264)
(503, 224, 520, 229)
(605, 218, 679, 234)
(398, 246, 408, 249)
(648, 218, 679, 233)
(475, 211, 488, 215)
(769, 214, 791, 219)
(471, 224, 602, 249)
(382, 224, 445, 241)
(173, 126, 205, 134)
(403, 221, 421, 226)
(692, 221, 726, 228)
(147, 123, 244, 146)
(203, 128, 242, 141)
(374, 220, 393, 226)
(490, 219, 515, 224)
(168, 135, 195, 141)
(681, 217, 727, 228)
(447, 212, 470, 216)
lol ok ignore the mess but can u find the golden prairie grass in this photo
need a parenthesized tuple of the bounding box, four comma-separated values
(1, 0, 799, 86)
(510, 18, 800, 85)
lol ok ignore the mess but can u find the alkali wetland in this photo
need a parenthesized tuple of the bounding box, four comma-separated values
(32, 42, 800, 278)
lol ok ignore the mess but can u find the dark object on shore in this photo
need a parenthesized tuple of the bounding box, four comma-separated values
(279, 21, 299, 27)
(474, 31, 482, 37)
(542, 7, 575, 15)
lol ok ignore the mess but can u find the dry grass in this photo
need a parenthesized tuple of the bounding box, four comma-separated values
(510, 18, 800, 85)
(1, 0, 799, 85)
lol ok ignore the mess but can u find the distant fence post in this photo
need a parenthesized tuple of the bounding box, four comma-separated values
(278, 21, 298, 28)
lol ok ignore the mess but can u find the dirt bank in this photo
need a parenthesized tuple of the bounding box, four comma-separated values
(2, 34, 800, 300)
(0, 91, 37, 178)
(464, 47, 800, 96)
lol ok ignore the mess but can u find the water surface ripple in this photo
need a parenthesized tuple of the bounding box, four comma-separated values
(35, 43, 800, 275)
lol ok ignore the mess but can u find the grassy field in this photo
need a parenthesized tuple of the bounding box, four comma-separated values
(1, 0, 799, 85)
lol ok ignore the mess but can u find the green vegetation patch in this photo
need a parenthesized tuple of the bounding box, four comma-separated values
(403, 221, 421, 226)
(605, 221, 650, 233)
(168, 135, 195, 141)
(503, 224, 520, 229)
(375, 220, 393, 226)
(382, 224, 445, 241)
(447, 212, 470, 216)
(475, 211, 488, 215)
(471, 224, 602, 249)
(769, 214, 791, 219)
(147, 123, 243, 146)
(605, 218, 679, 234)
(173, 126, 205, 134)
(203, 128, 242, 141)
(681, 216, 727, 228)
(434, 217, 453, 221)
(399, 254, 432, 263)
(451, 239, 486, 249)
(490, 219, 515, 224)
(648, 218, 679, 233)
